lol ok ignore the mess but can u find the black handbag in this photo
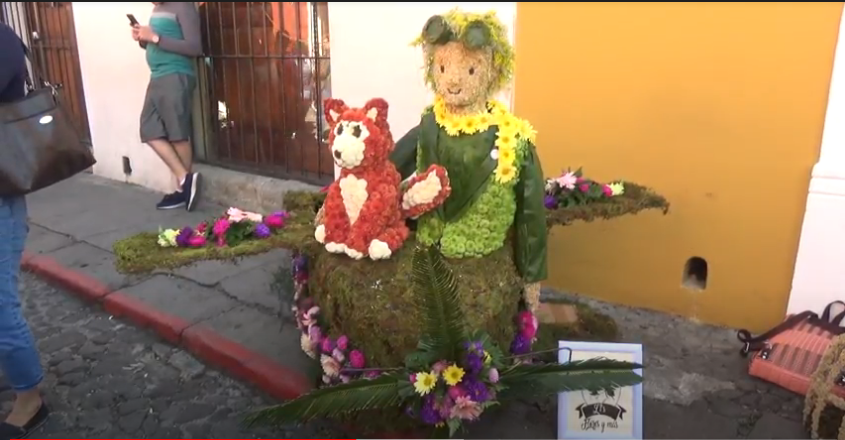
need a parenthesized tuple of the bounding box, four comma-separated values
(0, 42, 95, 196)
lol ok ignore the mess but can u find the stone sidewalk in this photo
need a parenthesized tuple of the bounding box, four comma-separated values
(24, 174, 314, 398)
(22, 174, 810, 438)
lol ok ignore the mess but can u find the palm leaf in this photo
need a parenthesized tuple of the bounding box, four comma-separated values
(411, 245, 468, 361)
(498, 358, 643, 399)
(245, 374, 406, 427)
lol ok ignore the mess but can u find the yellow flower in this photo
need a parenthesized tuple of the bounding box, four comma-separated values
(496, 115, 519, 135)
(608, 182, 625, 196)
(498, 147, 515, 164)
(442, 365, 466, 386)
(495, 163, 517, 183)
(476, 113, 492, 129)
(444, 118, 462, 137)
(495, 132, 517, 150)
(413, 372, 437, 395)
(518, 120, 538, 144)
(483, 351, 492, 365)
(461, 116, 481, 134)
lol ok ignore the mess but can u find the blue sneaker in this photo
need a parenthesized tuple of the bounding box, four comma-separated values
(181, 172, 201, 212)
(156, 192, 186, 210)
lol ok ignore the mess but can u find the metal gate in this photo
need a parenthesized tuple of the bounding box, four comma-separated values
(1, 2, 92, 146)
(197, 2, 333, 185)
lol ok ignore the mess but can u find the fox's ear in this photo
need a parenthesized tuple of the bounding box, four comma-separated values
(363, 98, 389, 123)
(324, 98, 348, 125)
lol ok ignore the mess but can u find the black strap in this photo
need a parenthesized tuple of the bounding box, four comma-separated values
(737, 311, 818, 357)
(19, 38, 50, 92)
(822, 301, 845, 322)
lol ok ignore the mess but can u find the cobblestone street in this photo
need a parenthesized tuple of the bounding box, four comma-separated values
(3, 272, 329, 439)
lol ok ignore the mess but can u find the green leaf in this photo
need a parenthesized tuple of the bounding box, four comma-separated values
(412, 245, 468, 361)
(447, 418, 462, 437)
(405, 350, 438, 370)
(498, 358, 643, 399)
(245, 374, 406, 427)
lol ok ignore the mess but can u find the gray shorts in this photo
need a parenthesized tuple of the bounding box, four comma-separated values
(139, 73, 196, 143)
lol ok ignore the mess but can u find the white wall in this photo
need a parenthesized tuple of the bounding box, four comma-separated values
(73, 2, 174, 192)
(787, 5, 845, 315)
(327, 2, 517, 149)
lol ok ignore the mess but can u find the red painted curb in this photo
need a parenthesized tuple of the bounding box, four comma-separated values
(23, 254, 111, 301)
(24, 251, 313, 401)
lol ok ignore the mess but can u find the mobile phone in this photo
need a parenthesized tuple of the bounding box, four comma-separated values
(127, 14, 139, 26)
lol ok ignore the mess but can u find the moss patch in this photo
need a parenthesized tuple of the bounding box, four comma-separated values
(310, 239, 523, 368)
(112, 192, 324, 274)
(532, 299, 619, 362)
(546, 182, 669, 228)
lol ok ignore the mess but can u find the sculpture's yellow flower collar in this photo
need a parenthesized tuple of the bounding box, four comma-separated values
(431, 96, 537, 184)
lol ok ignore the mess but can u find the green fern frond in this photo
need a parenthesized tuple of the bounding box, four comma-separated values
(245, 375, 406, 427)
(498, 358, 643, 399)
(411, 245, 468, 362)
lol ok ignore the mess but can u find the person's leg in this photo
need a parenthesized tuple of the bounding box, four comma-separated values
(141, 77, 189, 210)
(0, 196, 47, 430)
(159, 74, 200, 211)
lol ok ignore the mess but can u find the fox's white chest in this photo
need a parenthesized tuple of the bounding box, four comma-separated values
(339, 175, 368, 225)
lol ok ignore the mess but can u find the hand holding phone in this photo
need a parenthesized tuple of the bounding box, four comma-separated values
(127, 14, 139, 26)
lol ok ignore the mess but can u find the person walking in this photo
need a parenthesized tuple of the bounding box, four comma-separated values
(132, 2, 203, 211)
(0, 22, 50, 439)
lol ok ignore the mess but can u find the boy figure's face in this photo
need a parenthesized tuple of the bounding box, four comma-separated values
(431, 41, 494, 108)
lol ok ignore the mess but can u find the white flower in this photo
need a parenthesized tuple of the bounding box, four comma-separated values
(608, 181, 625, 196)
(321, 354, 341, 377)
(300, 333, 316, 358)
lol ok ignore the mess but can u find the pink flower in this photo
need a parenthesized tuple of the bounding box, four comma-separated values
(212, 218, 230, 247)
(576, 177, 586, 183)
(244, 211, 264, 223)
(226, 207, 248, 223)
(321, 337, 335, 353)
(349, 350, 365, 369)
(264, 215, 285, 229)
(187, 235, 207, 247)
(432, 360, 448, 374)
(556, 172, 577, 190)
(602, 185, 613, 197)
(196, 222, 208, 234)
(448, 385, 466, 400)
(436, 395, 455, 419)
(488, 368, 499, 383)
(409, 373, 417, 383)
(364, 370, 379, 379)
(308, 325, 323, 344)
(518, 311, 539, 339)
(450, 396, 482, 421)
(322, 375, 331, 384)
(332, 348, 345, 363)
(340, 374, 351, 383)
(336, 335, 349, 350)
(579, 183, 590, 193)
(321, 354, 341, 377)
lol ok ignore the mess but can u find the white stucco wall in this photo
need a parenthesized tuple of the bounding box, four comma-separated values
(787, 6, 845, 315)
(73, 2, 174, 192)
(327, 2, 517, 148)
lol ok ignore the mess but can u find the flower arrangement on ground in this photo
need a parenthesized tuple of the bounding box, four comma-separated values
(544, 168, 626, 210)
(157, 207, 289, 249)
(249, 246, 642, 437)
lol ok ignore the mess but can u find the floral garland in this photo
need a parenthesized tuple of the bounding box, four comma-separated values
(157, 207, 289, 249)
(431, 96, 537, 186)
(290, 252, 539, 385)
(544, 168, 626, 210)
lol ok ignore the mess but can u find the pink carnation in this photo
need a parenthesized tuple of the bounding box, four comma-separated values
(187, 235, 207, 247)
(264, 214, 285, 229)
(321, 337, 335, 353)
(602, 185, 613, 197)
(448, 385, 466, 399)
(518, 311, 538, 339)
(336, 335, 349, 351)
(579, 183, 590, 193)
(212, 218, 230, 247)
(349, 350, 365, 369)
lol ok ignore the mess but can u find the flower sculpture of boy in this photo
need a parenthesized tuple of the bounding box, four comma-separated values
(390, 9, 548, 312)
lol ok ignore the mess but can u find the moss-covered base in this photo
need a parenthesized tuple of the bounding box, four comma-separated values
(546, 182, 669, 228)
(309, 238, 523, 368)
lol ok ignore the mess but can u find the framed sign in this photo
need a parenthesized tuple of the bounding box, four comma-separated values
(557, 341, 644, 439)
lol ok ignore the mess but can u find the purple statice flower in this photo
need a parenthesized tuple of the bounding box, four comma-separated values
(510, 333, 532, 355)
(420, 395, 442, 425)
(254, 223, 272, 238)
(272, 210, 289, 219)
(466, 351, 483, 375)
(175, 226, 194, 247)
(544, 194, 558, 209)
(465, 341, 484, 353)
(463, 378, 490, 403)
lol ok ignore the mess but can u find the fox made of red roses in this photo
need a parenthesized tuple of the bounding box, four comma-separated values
(315, 98, 451, 260)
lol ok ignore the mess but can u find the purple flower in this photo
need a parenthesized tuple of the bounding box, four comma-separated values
(336, 335, 349, 350)
(272, 210, 289, 219)
(544, 194, 558, 209)
(176, 226, 194, 247)
(254, 223, 272, 238)
(420, 395, 442, 425)
(321, 337, 335, 353)
(463, 378, 490, 402)
(466, 351, 483, 374)
(510, 333, 532, 355)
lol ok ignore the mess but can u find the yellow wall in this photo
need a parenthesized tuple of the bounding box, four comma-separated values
(515, 2, 842, 331)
